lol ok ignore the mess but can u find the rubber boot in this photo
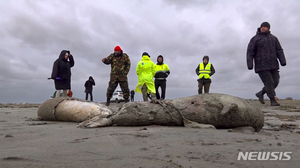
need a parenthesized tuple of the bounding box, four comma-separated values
(270, 98, 280, 106)
(105, 98, 110, 106)
(255, 91, 265, 104)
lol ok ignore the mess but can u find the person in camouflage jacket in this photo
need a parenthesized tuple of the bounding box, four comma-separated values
(102, 46, 131, 106)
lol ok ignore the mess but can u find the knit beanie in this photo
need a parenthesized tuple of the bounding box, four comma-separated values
(114, 46, 122, 51)
(260, 22, 270, 29)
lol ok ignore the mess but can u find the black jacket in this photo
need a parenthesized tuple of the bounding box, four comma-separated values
(51, 50, 75, 90)
(130, 90, 135, 97)
(247, 28, 286, 73)
(85, 77, 95, 93)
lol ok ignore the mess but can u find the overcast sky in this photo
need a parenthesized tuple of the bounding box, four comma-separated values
(0, 0, 299, 103)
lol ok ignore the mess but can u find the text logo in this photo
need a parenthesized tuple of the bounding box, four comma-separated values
(237, 152, 292, 161)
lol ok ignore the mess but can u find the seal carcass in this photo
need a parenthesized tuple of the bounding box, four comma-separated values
(37, 97, 113, 122)
(79, 93, 264, 132)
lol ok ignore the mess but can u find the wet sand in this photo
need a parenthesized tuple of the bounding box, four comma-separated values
(0, 99, 299, 168)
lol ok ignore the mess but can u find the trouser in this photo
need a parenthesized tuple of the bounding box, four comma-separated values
(155, 79, 166, 99)
(141, 84, 156, 102)
(258, 70, 280, 99)
(131, 96, 134, 102)
(106, 80, 129, 99)
(56, 90, 68, 98)
(85, 92, 93, 101)
(198, 82, 210, 94)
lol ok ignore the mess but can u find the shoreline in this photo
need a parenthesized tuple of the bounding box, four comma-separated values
(0, 99, 299, 167)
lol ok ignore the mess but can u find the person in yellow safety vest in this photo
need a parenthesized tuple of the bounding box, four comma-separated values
(154, 55, 170, 100)
(135, 52, 156, 102)
(195, 55, 215, 94)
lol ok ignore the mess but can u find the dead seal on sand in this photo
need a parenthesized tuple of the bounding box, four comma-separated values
(78, 93, 264, 132)
(37, 97, 113, 122)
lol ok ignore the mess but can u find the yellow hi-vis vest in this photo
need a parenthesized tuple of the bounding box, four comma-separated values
(155, 64, 169, 73)
(199, 63, 211, 79)
(155, 64, 170, 79)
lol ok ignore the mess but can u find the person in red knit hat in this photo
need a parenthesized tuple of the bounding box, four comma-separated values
(102, 46, 131, 106)
(114, 46, 121, 51)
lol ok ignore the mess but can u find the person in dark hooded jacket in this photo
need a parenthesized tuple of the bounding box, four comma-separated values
(51, 50, 75, 97)
(195, 55, 215, 94)
(84, 76, 95, 101)
(130, 90, 135, 102)
(247, 22, 286, 106)
(154, 55, 170, 100)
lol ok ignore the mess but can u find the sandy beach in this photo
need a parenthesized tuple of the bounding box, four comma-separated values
(0, 99, 299, 168)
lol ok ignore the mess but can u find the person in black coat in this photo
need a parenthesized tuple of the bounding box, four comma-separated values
(247, 22, 286, 106)
(130, 90, 135, 102)
(85, 76, 95, 101)
(51, 50, 75, 97)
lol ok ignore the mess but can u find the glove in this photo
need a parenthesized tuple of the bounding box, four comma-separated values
(56, 77, 61, 80)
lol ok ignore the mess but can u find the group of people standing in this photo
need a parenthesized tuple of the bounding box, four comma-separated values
(50, 45, 172, 106)
(134, 52, 171, 103)
(50, 21, 286, 107)
(102, 47, 171, 106)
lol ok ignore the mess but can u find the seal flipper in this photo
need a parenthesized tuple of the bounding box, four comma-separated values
(220, 103, 238, 115)
(78, 116, 112, 128)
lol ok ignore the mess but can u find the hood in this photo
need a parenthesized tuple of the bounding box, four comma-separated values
(141, 55, 151, 61)
(157, 55, 164, 65)
(59, 50, 70, 61)
(202, 55, 209, 62)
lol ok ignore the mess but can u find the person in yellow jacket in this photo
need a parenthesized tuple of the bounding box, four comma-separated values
(195, 55, 215, 94)
(135, 52, 156, 102)
(154, 55, 170, 100)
